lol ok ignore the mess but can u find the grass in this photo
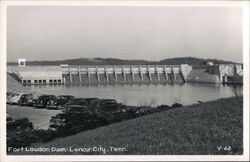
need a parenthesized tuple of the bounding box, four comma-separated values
(7, 73, 31, 93)
(11, 96, 243, 155)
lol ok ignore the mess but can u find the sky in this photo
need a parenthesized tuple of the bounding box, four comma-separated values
(7, 6, 243, 62)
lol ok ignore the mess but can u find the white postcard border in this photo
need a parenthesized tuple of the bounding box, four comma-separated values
(0, 1, 249, 161)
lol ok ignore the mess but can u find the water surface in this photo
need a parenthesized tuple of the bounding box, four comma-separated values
(27, 83, 242, 106)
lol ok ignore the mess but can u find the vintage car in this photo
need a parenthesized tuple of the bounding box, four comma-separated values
(7, 114, 33, 149)
(34, 95, 57, 108)
(47, 95, 75, 109)
(7, 117, 33, 130)
(62, 98, 98, 113)
(18, 93, 34, 106)
(7, 92, 17, 104)
(89, 99, 126, 113)
(31, 93, 43, 107)
(49, 112, 106, 132)
(7, 113, 15, 124)
(49, 99, 131, 132)
(9, 93, 26, 105)
(64, 105, 89, 113)
(89, 99, 127, 123)
(7, 113, 33, 132)
(32, 99, 38, 106)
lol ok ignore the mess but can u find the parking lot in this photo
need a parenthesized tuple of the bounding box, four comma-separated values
(7, 105, 61, 129)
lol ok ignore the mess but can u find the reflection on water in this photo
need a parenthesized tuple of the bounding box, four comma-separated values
(27, 83, 242, 106)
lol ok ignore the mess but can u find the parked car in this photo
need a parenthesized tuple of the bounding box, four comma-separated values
(49, 99, 130, 132)
(7, 117, 33, 130)
(18, 93, 34, 106)
(89, 99, 127, 123)
(47, 95, 75, 109)
(62, 98, 98, 113)
(31, 93, 43, 107)
(49, 112, 106, 132)
(7, 113, 15, 124)
(7, 114, 33, 148)
(7, 113, 33, 133)
(34, 95, 57, 108)
(32, 99, 38, 107)
(9, 93, 25, 105)
(7, 92, 17, 104)
(90, 99, 126, 113)
(64, 105, 90, 113)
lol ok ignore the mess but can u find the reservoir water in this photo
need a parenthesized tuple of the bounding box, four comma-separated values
(27, 83, 242, 106)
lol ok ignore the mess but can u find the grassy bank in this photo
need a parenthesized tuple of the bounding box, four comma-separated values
(7, 73, 31, 93)
(12, 96, 243, 155)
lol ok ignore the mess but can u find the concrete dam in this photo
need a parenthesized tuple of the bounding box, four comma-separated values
(7, 64, 243, 85)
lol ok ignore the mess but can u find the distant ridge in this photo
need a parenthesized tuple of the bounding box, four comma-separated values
(7, 57, 238, 66)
